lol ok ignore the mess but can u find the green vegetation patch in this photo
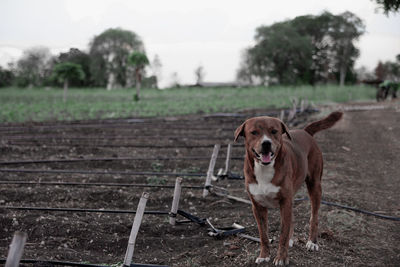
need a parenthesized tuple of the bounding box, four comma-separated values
(0, 85, 376, 123)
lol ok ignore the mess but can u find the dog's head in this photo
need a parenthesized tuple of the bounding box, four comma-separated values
(234, 116, 291, 165)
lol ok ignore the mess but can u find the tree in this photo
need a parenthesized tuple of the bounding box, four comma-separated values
(89, 28, 144, 89)
(291, 12, 335, 84)
(57, 48, 91, 87)
(329, 12, 365, 86)
(0, 66, 14, 87)
(373, 0, 400, 14)
(375, 61, 387, 80)
(194, 65, 205, 85)
(237, 11, 365, 86)
(246, 21, 313, 85)
(127, 52, 149, 101)
(375, 56, 400, 81)
(52, 62, 85, 103)
(15, 46, 52, 87)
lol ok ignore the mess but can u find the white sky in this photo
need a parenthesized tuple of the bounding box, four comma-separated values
(1, 0, 399, 87)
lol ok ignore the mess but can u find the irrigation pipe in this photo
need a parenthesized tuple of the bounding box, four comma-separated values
(295, 197, 400, 221)
(211, 191, 400, 222)
(0, 168, 244, 180)
(0, 121, 242, 131)
(0, 259, 109, 267)
(1, 206, 170, 215)
(319, 200, 400, 222)
(0, 168, 205, 177)
(2, 135, 234, 141)
(5, 143, 241, 149)
(0, 156, 243, 165)
(0, 181, 205, 189)
(0, 259, 168, 267)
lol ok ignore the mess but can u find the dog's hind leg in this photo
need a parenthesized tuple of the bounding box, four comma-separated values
(305, 171, 322, 252)
(289, 211, 294, 247)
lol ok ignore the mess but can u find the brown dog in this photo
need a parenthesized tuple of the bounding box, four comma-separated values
(234, 111, 343, 265)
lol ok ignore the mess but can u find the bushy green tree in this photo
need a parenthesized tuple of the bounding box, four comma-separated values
(52, 62, 85, 103)
(0, 66, 14, 87)
(89, 28, 144, 89)
(237, 11, 365, 86)
(239, 21, 313, 85)
(329, 11, 365, 86)
(291, 12, 335, 84)
(15, 46, 52, 87)
(128, 52, 149, 101)
(57, 48, 91, 87)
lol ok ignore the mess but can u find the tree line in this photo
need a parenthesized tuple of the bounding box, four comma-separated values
(0, 8, 399, 91)
(0, 28, 159, 93)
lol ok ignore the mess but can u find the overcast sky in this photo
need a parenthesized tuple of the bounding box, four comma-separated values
(1, 0, 399, 87)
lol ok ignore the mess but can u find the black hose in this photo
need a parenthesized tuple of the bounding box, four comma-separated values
(0, 168, 205, 177)
(295, 197, 400, 221)
(1, 206, 170, 215)
(0, 259, 108, 267)
(0, 181, 205, 189)
(0, 156, 243, 165)
(0, 259, 169, 267)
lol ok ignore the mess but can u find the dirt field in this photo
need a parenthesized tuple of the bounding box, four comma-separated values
(0, 101, 399, 266)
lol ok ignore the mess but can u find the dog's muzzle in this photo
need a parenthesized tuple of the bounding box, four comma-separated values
(252, 148, 274, 165)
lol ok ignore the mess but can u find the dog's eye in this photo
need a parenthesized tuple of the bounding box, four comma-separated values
(271, 129, 278, 134)
(251, 131, 259, 136)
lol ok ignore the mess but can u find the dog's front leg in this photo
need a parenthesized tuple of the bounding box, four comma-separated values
(251, 200, 270, 264)
(273, 198, 292, 266)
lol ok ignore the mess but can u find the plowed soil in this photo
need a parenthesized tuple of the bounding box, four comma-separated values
(0, 101, 399, 266)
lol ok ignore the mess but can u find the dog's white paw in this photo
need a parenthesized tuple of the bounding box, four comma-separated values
(306, 240, 319, 251)
(289, 239, 294, 247)
(255, 257, 270, 264)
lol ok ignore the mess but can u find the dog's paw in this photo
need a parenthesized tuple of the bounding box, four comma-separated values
(306, 240, 319, 251)
(273, 256, 289, 266)
(289, 239, 294, 247)
(255, 257, 270, 264)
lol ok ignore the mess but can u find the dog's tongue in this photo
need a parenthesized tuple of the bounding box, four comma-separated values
(261, 153, 272, 163)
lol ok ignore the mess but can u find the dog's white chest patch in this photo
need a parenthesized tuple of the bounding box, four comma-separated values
(249, 160, 280, 208)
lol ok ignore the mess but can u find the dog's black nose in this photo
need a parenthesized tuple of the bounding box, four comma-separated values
(261, 140, 271, 153)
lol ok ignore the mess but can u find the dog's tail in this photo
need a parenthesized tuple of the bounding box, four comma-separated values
(304, 111, 343, 136)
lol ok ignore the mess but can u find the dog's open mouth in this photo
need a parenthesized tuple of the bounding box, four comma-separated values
(252, 149, 274, 165)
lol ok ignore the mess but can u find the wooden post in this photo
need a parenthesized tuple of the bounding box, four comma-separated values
(288, 98, 297, 121)
(5, 231, 27, 267)
(223, 143, 232, 176)
(169, 177, 182, 225)
(279, 110, 285, 121)
(123, 192, 149, 267)
(300, 99, 305, 113)
(203, 144, 220, 198)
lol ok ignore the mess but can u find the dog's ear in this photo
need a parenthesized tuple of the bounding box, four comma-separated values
(281, 121, 292, 140)
(234, 121, 246, 142)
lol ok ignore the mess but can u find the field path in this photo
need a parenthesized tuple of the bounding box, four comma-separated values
(311, 102, 400, 265)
